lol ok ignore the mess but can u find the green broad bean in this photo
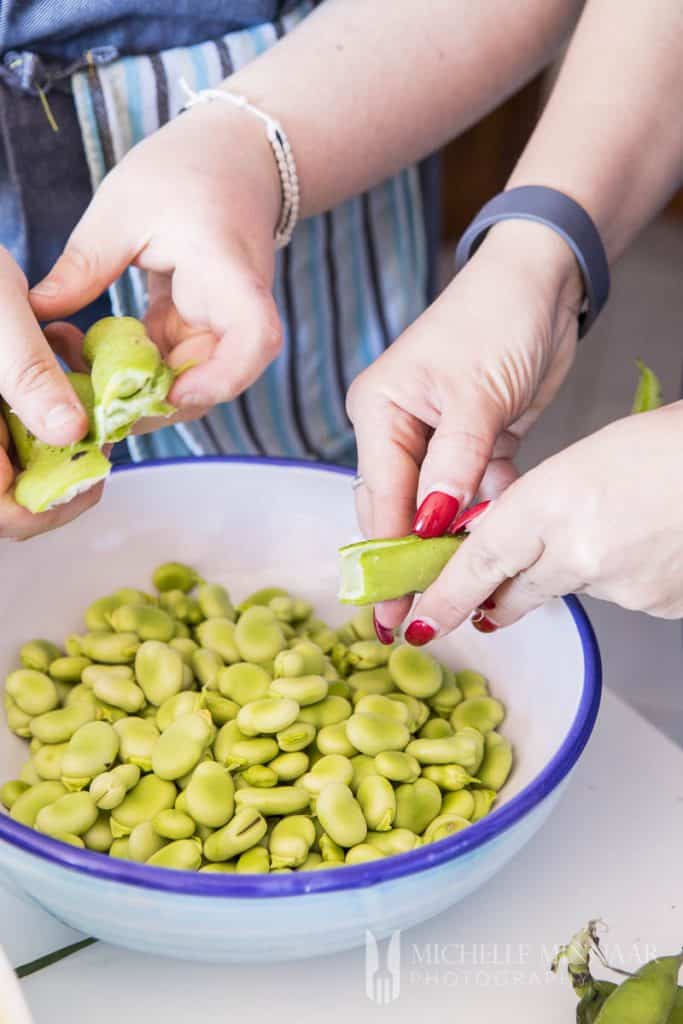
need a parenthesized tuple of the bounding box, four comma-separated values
(29, 737, 43, 754)
(354, 694, 409, 725)
(33, 742, 69, 781)
(470, 789, 497, 823)
(218, 662, 271, 705)
(89, 764, 140, 810)
(273, 640, 325, 679)
(348, 607, 377, 642)
(389, 645, 442, 698)
(456, 670, 489, 699)
(418, 718, 453, 740)
(113, 588, 154, 607)
(152, 809, 196, 840)
(234, 606, 286, 663)
(296, 695, 352, 728)
(237, 586, 289, 613)
(174, 620, 191, 640)
(346, 712, 410, 757)
(199, 862, 236, 873)
(349, 754, 380, 793)
(593, 953, 683, 1024)
(347, 641, 390, 671)
(110, 604, 175, 642)
(197, 582, 235, 620)
(394, 778, 442, 834)
(65, 683, 98, 713)
(451, 697, 505, 735)
(176, 750, 213, 789)
(269, 674, 328, 706)
(4, 693, 32, 738)
(30, 702, 96, 744)
(192, 648, 224, 689)
(5, 669, 59, 716)
(83, 812, 113, 853)
(300, 851, 323, 870)
(169, 637, 199, 665)
(19, 759, 41, 785)
(315, 782, 367, 848)
(49, 656, 92, 683)
(441, 790, 476, 819)
(329, 644, 350, 678)
(135, 641, 184, 705)
(236, 846, 271, 873)
(147, 837, 203, 871)
(114, 716, 160, 772)
(195, 619, 240, 664)
(422, 813, 471, 844)
(268, 595, 296, 622)
(269, 751, 309, 782)
(347, 668, 394, 697)
(237, 696, 299, 736)
(316, 722, 357, 758)
(52, 680, 73, 705)
(151, 712, 214, 780)
(269, 815, 316, 868)
(10, 780, 66, 826)
(346, 843, 385, 864)
(65, 635, 84, 657)
(373, 750, 421, 784)
(365, 828, 420, 856)
(474, 731, 513, 792)
(0, 780, 30, 810)
(128, 821, 168, 862)
(110, 775, 177, 836)
(84, 595, 122, 631)
(175, 789, 189, 812)
(35, 791, 98, 837)
(407, 727, 485, 773)
(307, 624, 336, 654)
(225, 737, 279, 771)
(327, 681, 351, 699)
(235, 786, 310, 816)
(300, 754, 353, 797)
(158, 588, 190, 619)
(82, 666, 145, 714)
(357, 775, 396, 832)
(204, 807, 268, 861)
(203, 691, 239, 726)
(427, 673, 463, 718)
(184, 761, 235, 827)
(19, 639, 61, 673)
(79, 631, 139, 664)
(156, 690, 205, 732)
(319, 833, 345, 863)
(109, 838, 132, 859)
(238, 765, 276, 788)
(153, 562, 199, 594)
(53, 833, 85, 847)
(93, 699, 128, 724)
(422, 764, 479, 792)
(386, 693, 430, 732)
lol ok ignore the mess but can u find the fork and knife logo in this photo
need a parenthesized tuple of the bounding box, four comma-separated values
(365, 929, 401, 1005)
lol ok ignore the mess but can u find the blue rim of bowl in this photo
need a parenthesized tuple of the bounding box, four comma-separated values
(0, 457, 602, 896)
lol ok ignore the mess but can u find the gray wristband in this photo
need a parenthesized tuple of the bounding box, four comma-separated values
(455, 186, 610, 337)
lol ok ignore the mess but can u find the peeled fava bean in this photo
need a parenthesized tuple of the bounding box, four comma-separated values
(35, 791, 98, 838)
(110, 604, 175, 643)
(476, 731, 513, 792)
(450, 697, 505, 735)
(61, 721, 120, 790)
(147, 837, 202, 871)
(389, 645, 442, 699)
(10, 781, 67, 827)
(20, 640, 62, 674)
(5, 670, 59, 717)
(110, 774, 177, 837)
(184, 761, 235, 828)
(234, 606, 286, 662)
(135, 641, 184, 706)
(153, 562, 199, 594)
(315, 782, 367, 849)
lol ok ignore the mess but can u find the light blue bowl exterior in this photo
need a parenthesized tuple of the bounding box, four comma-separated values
(0, 458, 601, 963)
(0, 783, 567, 962)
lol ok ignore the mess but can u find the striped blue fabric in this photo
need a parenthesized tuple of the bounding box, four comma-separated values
(71, 0, 428, 467)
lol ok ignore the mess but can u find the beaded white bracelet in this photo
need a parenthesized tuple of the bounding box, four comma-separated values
(179, 78, 300, 249)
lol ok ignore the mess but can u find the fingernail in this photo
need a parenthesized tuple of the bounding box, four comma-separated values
(373, 610, 394, 646)
(45, 403, 82, 429)
(405, 618, 438, 646)
(479, 595, 496, 611)
(448, 500, 491, 535)
(30, 279, 59, 297)
(471, 610, 499, 634)
(412, 491, 460, 539)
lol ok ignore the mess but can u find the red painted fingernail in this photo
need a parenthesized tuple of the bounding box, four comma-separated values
(405, 619, 437, 646)
(471, 611, 499, 634)
(448, 500, 491, 535)
(479, 595, 496, 611)
(373, 610, 394, 646)
(412, 492, 460, 539)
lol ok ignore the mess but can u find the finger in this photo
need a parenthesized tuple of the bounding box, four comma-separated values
(413, 397, 504, 538)
(29, 174, 143, 320)
(43, 322, 88, 373)
(477, 457, 520, 501)
(478, 555, 583, 631)
(131, 404, 212, 435)
(0, 282, 87, 446)
(405, 489, 546, 644)
(353, 478, 374, 539)
(1, 480, 105, 542)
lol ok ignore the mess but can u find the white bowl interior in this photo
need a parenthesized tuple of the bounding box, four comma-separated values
(0, 460, 585, 813)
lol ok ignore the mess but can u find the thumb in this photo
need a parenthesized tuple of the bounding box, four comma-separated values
(412, 401, 503, 538)
(30, 180, 138, 320)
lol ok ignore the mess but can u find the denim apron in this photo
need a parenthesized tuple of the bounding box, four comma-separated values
(1, 1, 433, 467)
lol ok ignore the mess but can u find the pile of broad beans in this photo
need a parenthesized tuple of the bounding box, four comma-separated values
(1, 564, 513, 873)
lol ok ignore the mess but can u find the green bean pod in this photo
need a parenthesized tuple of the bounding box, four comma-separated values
(593, 952, 683, 1024)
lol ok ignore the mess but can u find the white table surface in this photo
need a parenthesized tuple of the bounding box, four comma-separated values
(3, 689, 682, 1023)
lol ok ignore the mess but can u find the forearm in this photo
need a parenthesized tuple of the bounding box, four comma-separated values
(224, 0, 584, 216)
(507, 0, 683, 261)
